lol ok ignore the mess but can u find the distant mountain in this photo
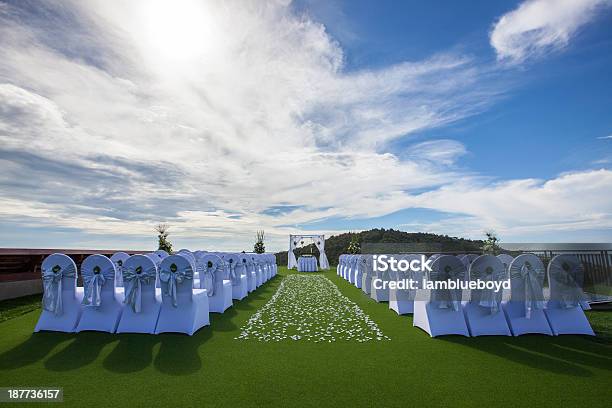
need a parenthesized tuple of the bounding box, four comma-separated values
(274, 228, 483, 266)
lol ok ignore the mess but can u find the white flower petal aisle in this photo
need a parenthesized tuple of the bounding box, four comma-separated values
(236, 274, 390, 342)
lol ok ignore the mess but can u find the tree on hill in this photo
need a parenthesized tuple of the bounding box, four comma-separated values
(254, 230, 266, 254)
(347, 234, 360, 254)
(274, 228, 483, 267)
(481, 231, 501, 255)
(155, 223, 173, 254)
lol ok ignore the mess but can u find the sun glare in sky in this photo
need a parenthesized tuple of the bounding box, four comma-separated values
(140, 0, 214, 63)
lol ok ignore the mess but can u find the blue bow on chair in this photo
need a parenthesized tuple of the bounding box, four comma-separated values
(42, 263, 76, 316)
(123, 265, 156, 313)
(433, 266, 464, 311)
(159, 263, 193, 307)
(201, 261, 218, 297)
(470, 263, 505, 314)
(228, 261, 241, 286)
(550, 259, 584, 309)
(520, 263, 546, 318)
(82, 264, 113, 307)
(478, 279, 501, 314)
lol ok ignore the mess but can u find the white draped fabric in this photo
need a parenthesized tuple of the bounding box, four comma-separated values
(288, 234, 329, 270)
(288, 235, 300, 269)
(313, 237, 329, 270)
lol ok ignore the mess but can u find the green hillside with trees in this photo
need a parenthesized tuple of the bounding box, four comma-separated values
(275, 228, 484, 266)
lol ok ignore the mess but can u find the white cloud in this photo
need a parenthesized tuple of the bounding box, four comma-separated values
(597, 135, 612, 139)
(406, 139, 467, 165)
(0, 0, 610, 251)
(490, 0, 612, 63)
(401, 169, 612, 239)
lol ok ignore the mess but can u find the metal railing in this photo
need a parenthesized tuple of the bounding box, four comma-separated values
(0, 248, 144, 283)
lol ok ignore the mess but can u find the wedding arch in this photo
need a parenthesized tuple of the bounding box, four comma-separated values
(288, 234, 330, 270)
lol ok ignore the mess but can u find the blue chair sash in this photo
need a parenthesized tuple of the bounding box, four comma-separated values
(201, 262, 219, 297)
(228, 262, 240, 286)
(42, 263, 76, 316)
(433, 269, 464, 311)
(82, 264, 114, 307)
(159, 264, 193, 307)
(550, 261, 584, 308)
(520, 264, 546, 318)
(473, 267, 504, 314)
(123, 265, 156, 313)
(557, 271, 583, 308)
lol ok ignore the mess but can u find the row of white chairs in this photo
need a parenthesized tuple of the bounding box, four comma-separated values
(337, 253, 595, 337)
(34, 250, 277, 335)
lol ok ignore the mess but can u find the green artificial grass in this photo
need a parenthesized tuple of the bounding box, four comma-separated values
(585, 309, 612, 345)
(0, 295, 42, 324)
(0, 267, 610, 407)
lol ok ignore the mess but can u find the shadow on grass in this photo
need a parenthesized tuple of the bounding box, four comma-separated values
(542, 339, 612, 370)
(0, 275, 283, 375)
(103, 334, 160, 373)
(0, 332, 74, 370)
(45, 332, 117, 371)
(153, 328, 212, 375)
(209, 307, 239, 332)
(152, 277, 283, 375)
(442, 334, 611, 377)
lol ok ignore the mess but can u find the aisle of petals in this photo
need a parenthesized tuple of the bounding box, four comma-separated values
(236, 274, 390, 342)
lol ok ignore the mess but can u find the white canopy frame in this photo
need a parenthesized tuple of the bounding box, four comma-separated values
(288, 234, 329, 270)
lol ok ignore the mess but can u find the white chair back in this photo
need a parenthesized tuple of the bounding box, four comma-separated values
(41, 253, 78, 316)
(159, 254, 196, 306)
(81, 254, 117, 307)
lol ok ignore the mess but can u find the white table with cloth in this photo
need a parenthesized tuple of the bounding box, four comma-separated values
(297, 256, 318, 272)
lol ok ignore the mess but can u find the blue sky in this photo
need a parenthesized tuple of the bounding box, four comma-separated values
(297, 0, 612, 179)
(0, 0, 611, 252)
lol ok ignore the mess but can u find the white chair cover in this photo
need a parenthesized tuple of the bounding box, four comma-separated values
(343, 254, 353, 280)
(262, 254, 271, 281)
(497, 254, 514, 302)
(154, 249, 169, 259)
(502, 254, 552, 336)
(253, 254, 264, 287)
(544, 254, 594, 335)
(145, 253, 162, 266)
(497, 254, 514, 271)
(428, 254, 442, 262)
(371, 254, 391, 302)
(116, 255, 162, 334)
(178, 250, 199, 281)
(353, 255, 366, 289)
(413, 255, 470, 337)
(35, 253, 84, 333)
(242, 253, 257, 292)
(155, 254, 210, 335)
(360, 255, 373, 294)
(389, 254, 422, 315)
(198, 254, 232, 313)
(464, 255, 511, 336)
(76, 254, 124, 333)
(271, 254, 278, 276)
(224, 253, 248, 300)
(340, 254, 348, 279)
(267, 254, 277, 278)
